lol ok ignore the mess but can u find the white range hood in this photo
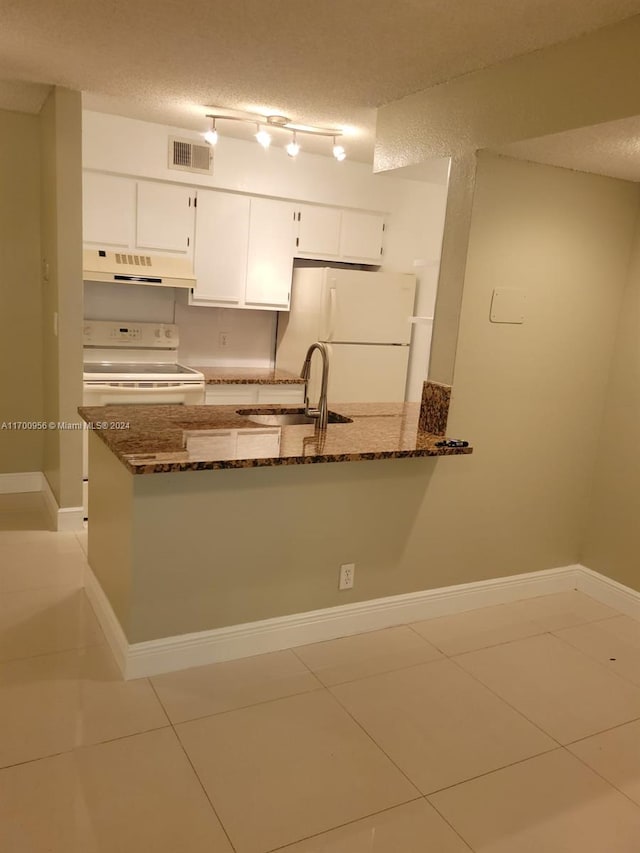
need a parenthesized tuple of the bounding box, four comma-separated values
(83, 249, 195, 289)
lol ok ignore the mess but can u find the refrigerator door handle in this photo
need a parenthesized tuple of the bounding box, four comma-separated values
(327, 286, 337, 341)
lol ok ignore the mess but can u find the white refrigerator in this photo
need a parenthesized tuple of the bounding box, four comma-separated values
(276, 267, 416, 402)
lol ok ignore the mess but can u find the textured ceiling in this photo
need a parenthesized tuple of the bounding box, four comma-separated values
(497, 116, 640, 182)
(2, 1, 640, 162)
(0, 80, 50, 114)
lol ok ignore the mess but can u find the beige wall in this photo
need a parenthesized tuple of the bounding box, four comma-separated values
(581, 207, 640, 590)
(39, 88, 83, 507)
(90, 154, 640, 644)
(445, 154, 639, 576)
(0, 110, 43, 473)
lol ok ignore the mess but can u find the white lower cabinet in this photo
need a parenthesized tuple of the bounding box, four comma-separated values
(184, 428, 281, 460)
(204, 384, 304, 405)
(190, 191, 295, 310)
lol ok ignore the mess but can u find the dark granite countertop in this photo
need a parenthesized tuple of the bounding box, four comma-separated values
(78, 402, 472, 474)
(189, 366, 305, 385)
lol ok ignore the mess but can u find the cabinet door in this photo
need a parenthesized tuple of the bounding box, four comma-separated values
(192, 191, 250, 305)
(83, 172, 135, 248)
(340, 210, 385, 261)
(295, 204, 341, 257)
(136, 181, 195, 253)
(245, 198, 296, 309)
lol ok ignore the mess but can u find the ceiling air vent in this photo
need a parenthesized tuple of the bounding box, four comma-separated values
(169, 137, 213, 175)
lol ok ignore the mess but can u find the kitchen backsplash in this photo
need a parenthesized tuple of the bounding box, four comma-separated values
(83, 281, 275, 367)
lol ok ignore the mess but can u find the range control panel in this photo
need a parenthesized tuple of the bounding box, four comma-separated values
(83, 320, 179, 348)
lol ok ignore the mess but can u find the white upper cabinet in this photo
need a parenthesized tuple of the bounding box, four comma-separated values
(340, 210, 384, 261)
(294, 204, 385, 264)
(136, 182, 195, 254)
(83, 173, 195, 256)
(245, 198, 296, 309)
(83, 173, 136, 248)
(192, 190, 250, 305)
(296, 205, 341, 257)
(191, 194, 295, 311)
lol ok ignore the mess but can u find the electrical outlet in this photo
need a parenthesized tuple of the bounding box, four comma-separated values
(339, 563, 355, 590)
(219, 331, 229, 348)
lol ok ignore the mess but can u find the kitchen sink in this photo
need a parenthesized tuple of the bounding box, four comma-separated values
(236, 408, 353, 427)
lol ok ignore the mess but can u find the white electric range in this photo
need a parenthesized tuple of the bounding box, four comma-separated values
(82, 320, 205, 517)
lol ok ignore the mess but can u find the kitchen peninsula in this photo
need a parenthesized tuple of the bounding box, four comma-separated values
(80, 397, 472, 679)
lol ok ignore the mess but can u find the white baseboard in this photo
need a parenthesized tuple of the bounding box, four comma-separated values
(576, 566, 640, 622)
(41, 476, 84, 532)
(84, 564, 129, 675)
(0, 471, 43, 494)
(85, 562, 587, 680)
(83, 562, 640, 681)
(0, 470, 83, 531)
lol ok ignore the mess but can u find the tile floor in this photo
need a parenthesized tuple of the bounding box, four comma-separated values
(2, 492, 640, 851)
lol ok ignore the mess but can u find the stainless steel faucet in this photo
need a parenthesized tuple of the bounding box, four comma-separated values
(300, 342, 330, 431)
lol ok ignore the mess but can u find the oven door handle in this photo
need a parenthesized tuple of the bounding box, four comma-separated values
(82, 382, 203, 391)
(82, 383, 205, 406)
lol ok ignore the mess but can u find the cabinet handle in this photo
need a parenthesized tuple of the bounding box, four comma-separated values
(295, 237, 299, 247)
(187, 237, 190, 247)
(297, 212, 301, 222)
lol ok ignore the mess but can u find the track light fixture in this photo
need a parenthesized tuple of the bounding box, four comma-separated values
(203, 117, 218, 146)
(286, 130, 300, 158)
(255, 123, 272, 149)
(203, 110, 345, 160)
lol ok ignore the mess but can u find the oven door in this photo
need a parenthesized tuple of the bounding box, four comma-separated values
(82, 382, 205, 407)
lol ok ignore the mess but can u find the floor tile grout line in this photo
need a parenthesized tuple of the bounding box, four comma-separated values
(147, 678, 239, 853)
(324, 683, 432, 798)
(449, 633, 640, 749)
(446, 642, 566, 748)
(420, 612, 627, 659)
(0, 639, 106, 669)
(423, 744, 564, 799)
(420, 794, 476, 852)
(548, 625, 640, 691)
(262, 797, 425, 853)
(149, 681, 326, 727)
(564, 712, 640, 747)
(289, 624, 442, 665)
(290, 648, 446, 690)
(0, 722, 173, 773)
(563, 744, 640, 813)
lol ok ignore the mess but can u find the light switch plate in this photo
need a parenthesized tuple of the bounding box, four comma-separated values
(490, 288, 527, 324)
